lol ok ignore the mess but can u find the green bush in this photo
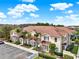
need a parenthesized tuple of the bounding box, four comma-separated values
(66, 43, 74, 51)
(39, 53, 56, 59)
(14, 40, 21, 45)
(64, 54, 74, 59)
(54, 52, 63, 56)
(71, 46, 78, 54)
(75, 39, 79, 44)
(72, 38, 76, 41)
(22, 44, 32, 48)
(49, 43, 56, 54)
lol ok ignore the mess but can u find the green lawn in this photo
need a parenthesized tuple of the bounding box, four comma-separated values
(72, 46, 78, 55)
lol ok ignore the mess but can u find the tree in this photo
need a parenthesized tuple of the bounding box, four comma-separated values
(34, 32, 40, 38)
(49, 44, 56, 55)
(34, 32, 41, 46)
(0, 29, 4, 38)
(75, 39, 79, 44)
(56, 24, 64, 27)
(50, 23, 54, 26)
(15, 27, 22, 33)
(1, 25, 14, 41)
(26, 32, 32, 39)
(0, 25, 17, 41)
(36, 23, 50, 26)
(21, 31, 28, 39)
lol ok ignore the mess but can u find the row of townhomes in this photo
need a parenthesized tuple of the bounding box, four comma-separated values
(10, 26, 75, 53)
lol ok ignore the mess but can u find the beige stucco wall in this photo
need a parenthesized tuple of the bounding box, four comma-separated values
(28, 31, 71, 53)
(50, 36, 62, 52)
(41, 34, 62, 52)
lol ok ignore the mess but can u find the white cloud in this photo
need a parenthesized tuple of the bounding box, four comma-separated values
(53, 14, 79, 25)
(50, 3, 73, 10)
(30, 13, 39, 18)
(65, 10, 73, 14)
(7, 9, 24, 18)
(66, 14, 79, 20)
(7, 4, 39, 18)
(55, 14, 79, 22)
(22, 0, 35, 2)
(50, 8, 54, 11)
(54, 16, 64, 22)
(77, 2, 79, 4)
(0, 12, 7, 18)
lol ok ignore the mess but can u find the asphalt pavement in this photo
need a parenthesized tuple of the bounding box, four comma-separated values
(0, 44, 33, 59)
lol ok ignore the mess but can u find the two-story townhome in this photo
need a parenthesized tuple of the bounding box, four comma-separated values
(10, 30, 20, 42)
(10, 29, 24, 45)
(23, 26, 75, 52)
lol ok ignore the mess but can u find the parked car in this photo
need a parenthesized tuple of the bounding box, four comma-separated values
(0, 41, 4, 44)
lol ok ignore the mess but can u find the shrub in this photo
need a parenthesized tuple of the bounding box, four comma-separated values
(49, 43, 56, 54)
(75, 39, 79, 44)
(64, 54, 74, 59)
(72, 38, 76, 41)
(22, 43, 32, 48)
(14, 40, 21, 45)
(71, 46, 78, 54)
(66, 43, 74, 51)
(39, 53, 56, 59)
(54, 52, 63, 56)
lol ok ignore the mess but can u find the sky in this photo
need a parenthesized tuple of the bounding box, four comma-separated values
(0, 0, 79, 26)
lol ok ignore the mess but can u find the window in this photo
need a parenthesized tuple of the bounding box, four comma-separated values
(55, 38, 57, 42)
(44, 35, 49, 41)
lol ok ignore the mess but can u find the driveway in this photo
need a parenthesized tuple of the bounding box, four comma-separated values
(0, 44, 33, 59)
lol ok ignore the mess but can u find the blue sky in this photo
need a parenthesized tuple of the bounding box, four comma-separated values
(0, 0, 79, 25)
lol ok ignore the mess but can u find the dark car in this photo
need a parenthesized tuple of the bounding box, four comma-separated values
(0, 41, 4, 44)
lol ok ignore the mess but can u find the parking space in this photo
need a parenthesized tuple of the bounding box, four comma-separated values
(0, 44, 33, 59)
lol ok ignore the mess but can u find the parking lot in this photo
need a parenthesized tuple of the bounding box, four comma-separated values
(0, 44, 33, 59)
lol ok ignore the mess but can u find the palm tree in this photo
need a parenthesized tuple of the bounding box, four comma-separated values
(19, 31, 28, 45)
(33, 32, 41, 48)
(21, 32, 28, 38)
(33, 32, 41, 59)
(25, 32, 32, 45)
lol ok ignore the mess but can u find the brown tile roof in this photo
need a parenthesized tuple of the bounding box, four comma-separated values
(23, 26, 75, 37)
